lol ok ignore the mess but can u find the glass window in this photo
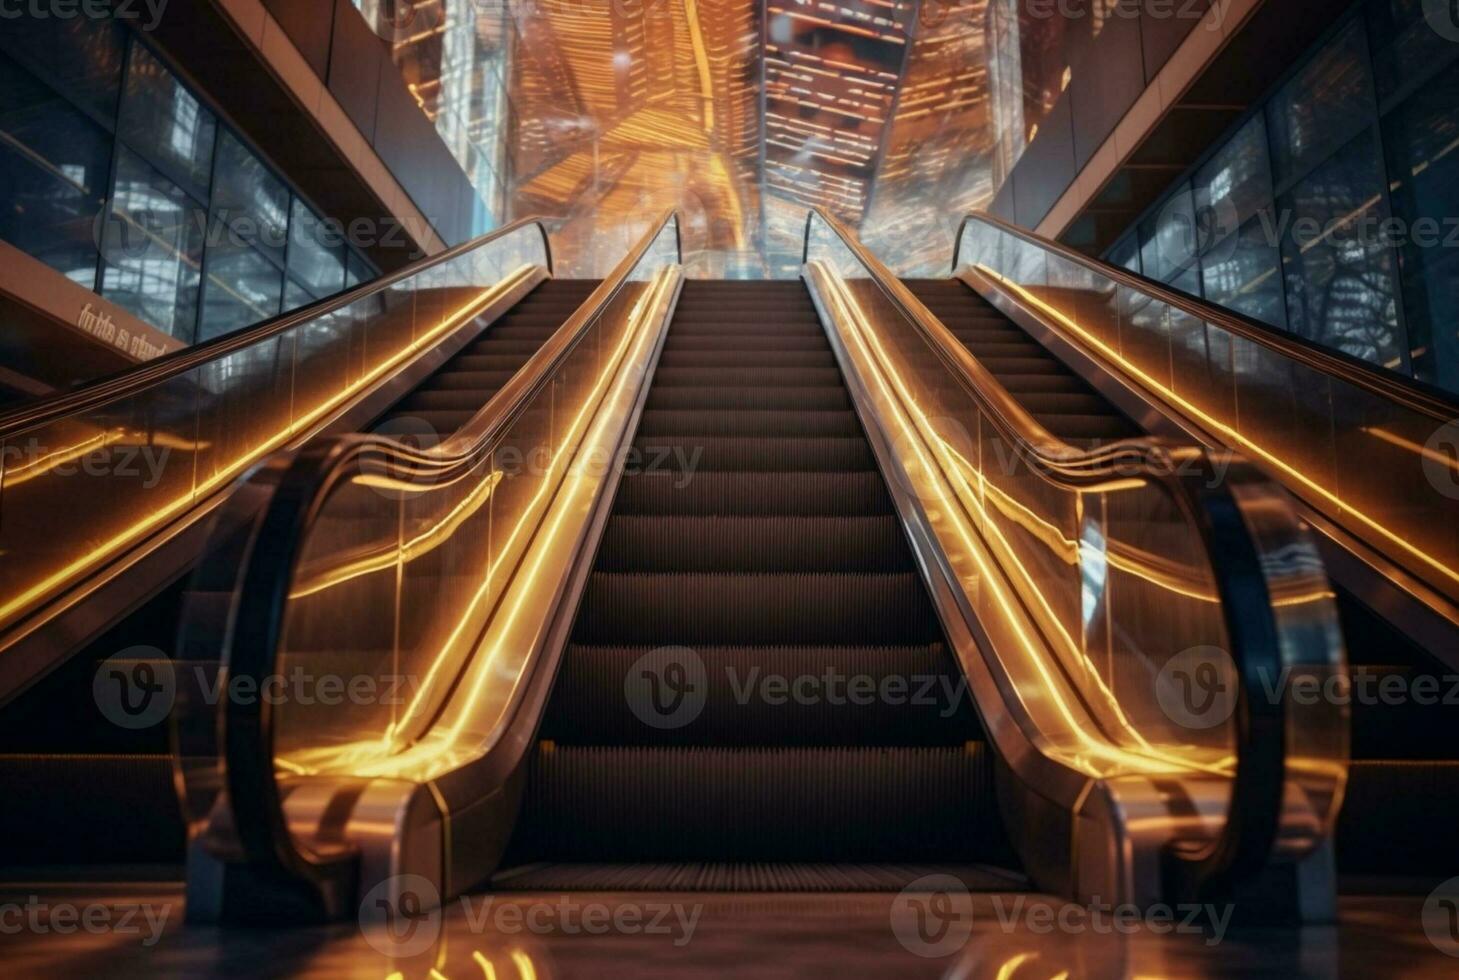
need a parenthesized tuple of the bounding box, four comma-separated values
(1382, 55, 1459, 390)
(0, 53, 112, 287)
(1277, 129, 1406, 369)
(1194, 115, 1276, 232)
(1266, 20, 1376, 186)
(1139, 184, 1202, 296)
(346, 252, 374, 289)
(199, 245, 284, 341)
(284, 278, 316, 312)
(0, 18, 125, 125)
(210, 131, 289, 265)
(1365, 0, 1459, 103)
(1107, 235, 1140, 275)
(1201, 216, 1289, 329)
(286, 198, 346, 301)
(99, 147, 205, 340)
(117, 44, 217, 201)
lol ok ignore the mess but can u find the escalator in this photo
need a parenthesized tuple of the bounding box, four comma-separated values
(168, 209, 1339, 925)
(902, 274, 1459, 886)
(494, 279, 1017, 889)
(0, 277, 600, 873)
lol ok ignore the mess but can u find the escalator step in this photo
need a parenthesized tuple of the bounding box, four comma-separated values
(645, 386, 850, 412)
(1337, 760, 1459, 873)
(510, 743, 1000, 862)
(635, 409, 862, 438)
(396, 389, 502, 413)
(491, 862, 1026, 892)
(629, 436, 876, 472)
(573, 572, 942, 645)
(611, 471, 895, 516)
(595, 515, 912, 572)
(663, 334, 829, 352)
(0, 754, 183, 865)
(426, 370, 517, 391)
(657, 350, 838, 369)
(653, 367, 844, 387)
(543, 643, 973, 745)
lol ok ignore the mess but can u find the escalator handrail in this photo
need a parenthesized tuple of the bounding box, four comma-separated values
(200, 209, 681, 916)
(804, 206, 1293, 900)
(0, 217, 555, 436)
(953, 210, 1459, 421)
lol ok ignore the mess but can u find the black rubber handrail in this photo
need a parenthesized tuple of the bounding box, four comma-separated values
(806, 207, 1295, 904)
(954, 211, 1459, 422)
(0, 217, 554, 435)
(190, 210, 681, 920)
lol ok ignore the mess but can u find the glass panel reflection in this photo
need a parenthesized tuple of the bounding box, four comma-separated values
(0, 52, 112, 286)
(117, 43, 217, 200)
(99, 146, 205, 340)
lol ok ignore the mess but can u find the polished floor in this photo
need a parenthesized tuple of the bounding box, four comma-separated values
(3, 882, 1456, 978)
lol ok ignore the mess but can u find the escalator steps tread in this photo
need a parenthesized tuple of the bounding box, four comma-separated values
(511, 744, 1001, 863)
(0, 754, 182, 865)
(543, 643, 974, 745)
(1337, 760, 1459, 872)
(490, 862, 1029, 893)
(373, 278, 600, 434)
(903, 279, 1142, 443)
(573, 572, 943, 646)
(505, 279, 1010, 872)
(595, 515, 913, 572)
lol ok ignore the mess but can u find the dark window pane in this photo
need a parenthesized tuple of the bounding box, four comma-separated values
(1277, 129, 1406, 369)
(1382, 55, 1459, 392)
(210, 131, 288, 266)
(1365, 0, 1459, 103)
(199, 245, 283, 341)
(1194, 114, 1275, 231)
(117, 44, 216, 200)
(0, 53, 111, 286)
(1107, 234, 1140, 275)
(1201, 216, 1288, 329)
(0, 18, 125, 124)
(99, 147, 205, 340)
(284, 278, 315, 312)
(1139, 184, 1202, 295)
(286, 198, 346, 299)
(346, 252, 374, 289)
(1266, 20, 1376, 186)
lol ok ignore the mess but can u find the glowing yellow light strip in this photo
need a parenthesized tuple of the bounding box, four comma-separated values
(288, 471, 506, 600)
(980, 266, 1459, 591)
(1362, 425, 1459, 474)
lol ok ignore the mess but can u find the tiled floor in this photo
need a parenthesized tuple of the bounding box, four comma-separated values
(4, 884, 1456, 978)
